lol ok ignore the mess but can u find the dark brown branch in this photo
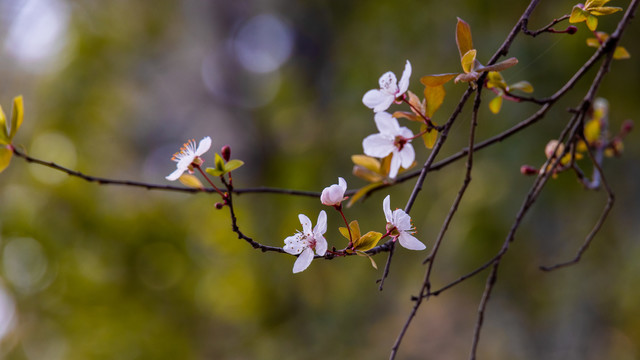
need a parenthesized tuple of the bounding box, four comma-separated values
(522, 14, 571, 37)
(468, 263, 500, 360)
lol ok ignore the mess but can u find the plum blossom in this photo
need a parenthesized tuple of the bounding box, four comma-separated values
(383, 195, 425, 250)
(283, 210, 328, 273)
(166, 136, 212, 181)
(362, 112, 415, 179)
(321, 177, 347, 206)
(362, 60, 412, 113)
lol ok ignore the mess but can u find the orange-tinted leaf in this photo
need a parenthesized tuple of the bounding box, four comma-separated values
(420, 73, 457, 87)
(424, 84, 446, 118)
(355, 250, 378, 269)
(352, 155, 381, 173)
(570, 6, 589, 23)
(589, 6, 623, 15)
(393, 111, 421, 122)
(477, 57, 518, 73)
(461, 49, 477, 73)
(456, 18, 474, 58)
(178, 174, 204, 189)
(421, 124, 438, 149)
(586, 37, 601, 48)
(380, 153, 392, 175)
(353, 231, 383, 251)
(347, 183, 384, 207)
(489, 96, 503, 114)
(586, 15, 598, 31)
(509, 81, 534, 93)
(0, 147, 13, 174)
(613, 46, 630, 59)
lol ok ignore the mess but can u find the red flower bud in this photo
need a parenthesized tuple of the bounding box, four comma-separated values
(566, 26, 578, 35)
(215, 202, 225, 209)
(520, 165, 538, 176)
(221, 145, 231, 161)
(621, 119, 633, 134)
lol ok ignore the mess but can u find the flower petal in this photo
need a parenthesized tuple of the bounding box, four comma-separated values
(383, 195, 393, 223)
(314, 235, 327, 256)
(283, 234, 305, 255)
(363, 90, 394, 113)
(292, 247, 314, 273)
(378, 71, 399, 94)
(398, 233, 426, 250)
(388, 151, 402, 179)
(399, 144, 415, 169)
(314, 210, 327, 236)
(363, 134, 395, 158)
(166, 168, 185, 181)
(196, 136, 212, 156)
(374, 112, 401, 135)
(299, 214, 312, 235)
(398, 60, 412, 94)
(392, 209, 412, 232)
(338, 177, 347, 192)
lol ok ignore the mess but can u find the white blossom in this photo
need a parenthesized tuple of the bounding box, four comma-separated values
(362, 60, 412, 112)
(283, 210, 328, 273)
(383, 195, 425, 250)
(166, 137, 212, 181)
(362, 112, 415, 179)
(321, 177, 347, 206)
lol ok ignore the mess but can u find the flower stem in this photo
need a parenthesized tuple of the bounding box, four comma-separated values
(336, 206, 354, 248)
(195, 165, 227, 199)
(401, 97, 438, 130)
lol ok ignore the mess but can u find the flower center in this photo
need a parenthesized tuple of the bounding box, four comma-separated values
(394, 136, 407, 151)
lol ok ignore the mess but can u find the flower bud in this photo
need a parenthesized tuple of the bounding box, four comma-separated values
(221, 145, 231, 161)
(215, 202, 225, 209)
(520, 165, 538, 176)
(566, 26, 578, 35)
(621, 119, 633, 134)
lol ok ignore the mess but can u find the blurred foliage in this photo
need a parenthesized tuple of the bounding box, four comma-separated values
(0, 0, 639, 359)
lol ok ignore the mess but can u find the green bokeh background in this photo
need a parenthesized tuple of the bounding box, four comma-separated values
(1, 0, 639, 359)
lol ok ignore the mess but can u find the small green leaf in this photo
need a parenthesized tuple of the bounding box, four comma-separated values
(354, 231, 383, 251)
(424, 84, 446, 118)
(340, 220, 361, 242)
(461, 49, 477, 73)
(456, 18, 474, 58)
(509, 81, 534, 93)
(0, 147, 12, 174)
(570, 6, 589, 23)
(205, 167, 225, 177)
(489, 96, 503, 114)
(224, 159, 244, 173)
(0, 106, 8, 145)
(420, 74, 457, 87)
(347, 183, 384, 208)
(421, 124, 438, 149)
(9, 95, 23, 140)
(486, 71, 507, 90)
(613, 46, 630, 60)
(214, 152, 225, 171)
(586, 15, 598, 31)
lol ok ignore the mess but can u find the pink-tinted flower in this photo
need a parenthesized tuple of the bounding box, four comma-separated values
(383, 195, 425, 250)
(321, 177, 347, 206)
(166, 137, 212, 181)
(362, 60, 412, 113)
(362, 112, 415, 179)
(283, 210, 328, 273)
